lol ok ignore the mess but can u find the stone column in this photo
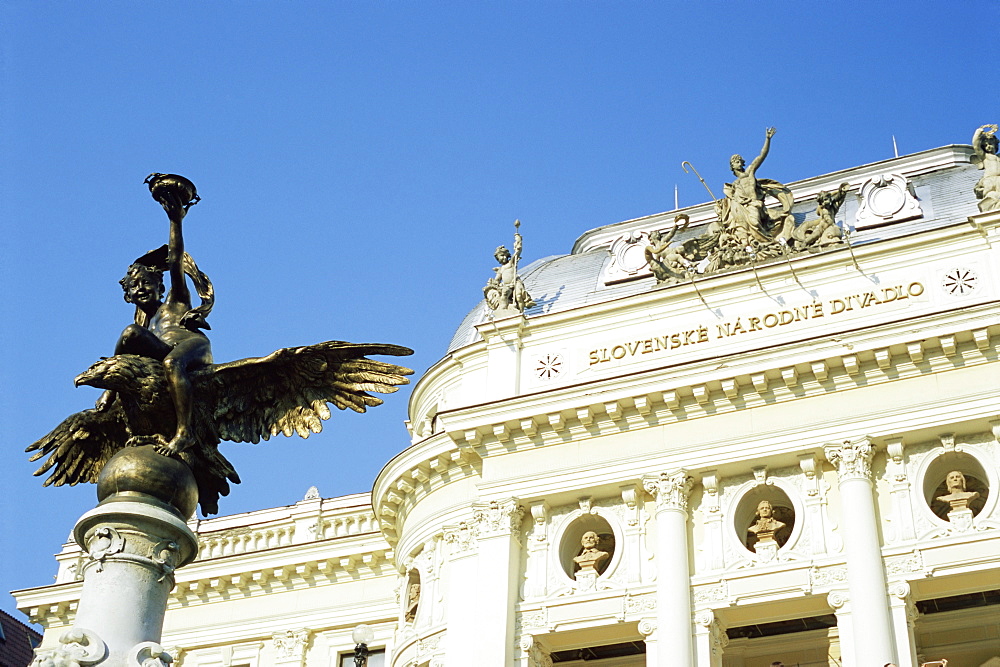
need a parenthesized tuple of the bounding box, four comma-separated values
(827, 591, 852, 666)
(888, 582, 919, 667)
(443, 499, 524, 665)
(643, 471, 695, 666)
(693, 610, 726, 667)
(825, 438, 897, 665)
(638, 619, 658, 666)
(31, 447, 199, 667)
(518, 634, 553, 667)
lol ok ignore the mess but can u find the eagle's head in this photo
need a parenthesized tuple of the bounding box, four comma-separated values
(75, 355, 151, 393)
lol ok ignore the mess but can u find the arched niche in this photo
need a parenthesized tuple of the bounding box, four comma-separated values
(556, 512, 618, 580)
(732, 484, 796, 552)
(403, 569, 421, 624)
(921, 451, 990, 520)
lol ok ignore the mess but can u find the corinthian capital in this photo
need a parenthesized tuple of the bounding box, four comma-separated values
(643, 470, 693, 512)
(472, 498, 525, 539)
(824, 436, 875, 482)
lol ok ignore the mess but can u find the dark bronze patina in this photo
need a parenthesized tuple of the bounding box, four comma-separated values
(27, 175, 413, 515)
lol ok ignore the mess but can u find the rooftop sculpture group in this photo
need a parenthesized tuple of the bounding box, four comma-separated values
(647, 127, 852, 285)
(27, 174, 413, 516)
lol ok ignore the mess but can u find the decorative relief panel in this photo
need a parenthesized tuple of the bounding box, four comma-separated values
(854, 173, 922, 229)
(602, 230, 653, 284)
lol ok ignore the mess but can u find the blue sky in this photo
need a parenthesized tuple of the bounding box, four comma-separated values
(1, 2, 995, 618)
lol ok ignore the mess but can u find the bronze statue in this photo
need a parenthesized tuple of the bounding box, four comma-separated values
(96, 174, 216, 457)
(972, 124, 1000, 213)
(484, 219, 535, 315)
(27, 175, 413, 515)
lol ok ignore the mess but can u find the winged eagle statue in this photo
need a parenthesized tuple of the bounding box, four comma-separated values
(26, 342, 412, 515)
(26, 174, 413, 516)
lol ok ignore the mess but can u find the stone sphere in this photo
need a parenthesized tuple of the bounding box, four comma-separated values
(97, 446, 198, 519)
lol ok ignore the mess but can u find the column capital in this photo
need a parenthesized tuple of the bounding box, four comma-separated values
(272, 629, 310, 665)
(472, 498, 525, 539)
(643, 470, 694, 513)
(824, 436, 876, 483)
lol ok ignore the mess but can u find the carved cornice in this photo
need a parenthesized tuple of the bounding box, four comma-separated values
(824, 436, 876, 483)
(375, 313, 1000, 544)
(643, 471, 694, 513)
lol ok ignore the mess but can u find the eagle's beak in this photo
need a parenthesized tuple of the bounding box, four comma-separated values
(74, 369, 96, 387)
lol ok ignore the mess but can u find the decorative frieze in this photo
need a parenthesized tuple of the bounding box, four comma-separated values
(825, 437, 875, 483)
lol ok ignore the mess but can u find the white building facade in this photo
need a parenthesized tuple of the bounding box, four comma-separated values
(16, 143, 1000, 666)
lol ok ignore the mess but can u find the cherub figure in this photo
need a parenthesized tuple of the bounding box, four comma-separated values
(101, 174, 215, 456)
(972, 124, 1000, 213)
(644, 214, 694, 284)
(484, 220, 535, 314)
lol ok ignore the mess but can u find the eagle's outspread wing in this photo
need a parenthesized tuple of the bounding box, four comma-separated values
(25, 406, 129, 486)
(208, 341, 414, 444)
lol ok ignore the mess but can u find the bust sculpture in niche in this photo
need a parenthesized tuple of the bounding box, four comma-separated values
(573, 531, 610, 575)
(936, 470, 981, 515)
(746, 500, 787, 547)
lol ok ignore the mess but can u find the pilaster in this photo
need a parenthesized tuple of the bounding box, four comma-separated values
(884, 438, 916, 544)
(693, 609, 726, 667)
(888, 582, 919, 667)
(443, 499, 525, 666)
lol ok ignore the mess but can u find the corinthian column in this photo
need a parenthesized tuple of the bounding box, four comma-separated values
(643, 471, 694, 666)
(824, 438, 897, 665)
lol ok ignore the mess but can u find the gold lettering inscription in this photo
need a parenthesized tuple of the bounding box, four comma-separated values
(588, 282, 924, 365)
